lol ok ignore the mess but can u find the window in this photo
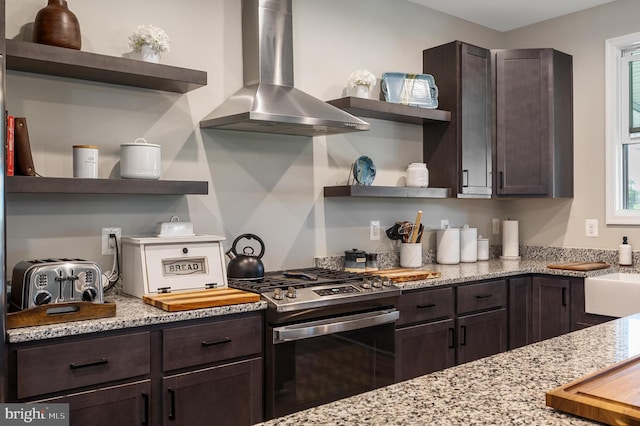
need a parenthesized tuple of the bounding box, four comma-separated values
(605, 32, 640, 224)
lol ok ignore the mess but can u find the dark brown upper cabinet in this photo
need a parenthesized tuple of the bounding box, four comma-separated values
(493, 48, 573, 197)
(423, 41, 492, 198)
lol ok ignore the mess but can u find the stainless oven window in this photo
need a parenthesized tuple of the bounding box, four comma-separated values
(267, 310, 397, 419)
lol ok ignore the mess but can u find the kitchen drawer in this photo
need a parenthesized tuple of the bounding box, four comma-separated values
(457, 280, 507, 314)
(396, 287, 454, 326)
(162, 314, 263, 371)
(16, 332, 150, 399)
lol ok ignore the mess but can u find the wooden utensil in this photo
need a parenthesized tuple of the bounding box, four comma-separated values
(410, 210, 423, 243)
(546, 353, 640, 425)
(143, 288, 260, 312)
(547, 262, 610, 271)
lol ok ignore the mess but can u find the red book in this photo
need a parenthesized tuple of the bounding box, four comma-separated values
(6, 115, 14, 176)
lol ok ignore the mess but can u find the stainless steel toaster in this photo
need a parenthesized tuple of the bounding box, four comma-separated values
(10, 258, 103, 310)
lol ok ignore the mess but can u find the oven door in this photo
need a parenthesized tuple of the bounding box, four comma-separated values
(266, 309, 398, 419)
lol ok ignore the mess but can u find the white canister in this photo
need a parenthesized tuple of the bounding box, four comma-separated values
(460, 225, 478, 263)
(73, 145, 99, 178)
(400, 243, 422, 268)
(477, 236, 490, 261)
(406, 163, 429, 187)
(120, 138, 161, 180)
(436, 227, 460, 264)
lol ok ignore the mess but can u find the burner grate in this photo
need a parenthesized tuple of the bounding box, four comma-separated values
(228, 267, 366, 294)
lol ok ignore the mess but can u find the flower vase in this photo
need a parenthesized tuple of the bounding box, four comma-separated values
(140, 44, 160, 63)
(354, 85, 372, 99)
(33, 0, 82, 50)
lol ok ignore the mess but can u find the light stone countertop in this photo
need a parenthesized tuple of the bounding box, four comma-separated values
(6, 258, 623, 344)
(6, 293, 267, 343)
(262, 314, 640, 425)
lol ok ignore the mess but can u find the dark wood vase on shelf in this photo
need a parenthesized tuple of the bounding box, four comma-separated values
(33, 0, 81, 50)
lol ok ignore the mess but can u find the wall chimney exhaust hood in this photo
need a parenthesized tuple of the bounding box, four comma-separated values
(199, 0, 370, 137)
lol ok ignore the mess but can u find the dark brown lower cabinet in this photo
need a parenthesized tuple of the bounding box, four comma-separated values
(531, 276, 571, 341)
(457, 308, 508, 364)
(395, 318, 455, 381)
(509, 276, 533, 349)
(9, 312, 264, 426)
(39, 381, 151, 426)
(162, 358, 262, 426)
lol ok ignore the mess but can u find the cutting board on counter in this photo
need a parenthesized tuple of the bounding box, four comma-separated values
(546, 262, 610, 271)
(143, 288, 260, 312)
(366, 268, 441, 282)
(546, 353, 640, 425)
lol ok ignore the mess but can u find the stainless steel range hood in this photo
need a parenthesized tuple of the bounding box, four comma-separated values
(199, 0, 370, 137)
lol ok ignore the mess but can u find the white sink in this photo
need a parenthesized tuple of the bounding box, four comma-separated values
(585, 273, 640, 317)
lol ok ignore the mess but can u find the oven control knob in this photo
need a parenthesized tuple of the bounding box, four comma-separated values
(82, 287, 98, 302)
(362, 279, 372, 289)
(372, 278, 382, 288)
(34, 291, 53, 306)
(273, 288, 283, 300)
(286, 286, 297, 299)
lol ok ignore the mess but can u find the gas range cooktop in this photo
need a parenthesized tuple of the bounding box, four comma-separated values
(228, 267, 401, 313)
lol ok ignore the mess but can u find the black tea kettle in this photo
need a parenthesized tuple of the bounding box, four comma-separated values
(226, 233, 265, 280)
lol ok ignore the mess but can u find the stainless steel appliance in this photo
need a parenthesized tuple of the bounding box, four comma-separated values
(228, 267, 400, 419)
(10, 258, 103, 310)
(199, 0, 370, 136)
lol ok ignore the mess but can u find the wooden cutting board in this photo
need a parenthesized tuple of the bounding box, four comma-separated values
(546, 353, 640, 425)
(547, 262, 610, 271)
(366, 268, 441, 282)
(143, 288, 260, 312)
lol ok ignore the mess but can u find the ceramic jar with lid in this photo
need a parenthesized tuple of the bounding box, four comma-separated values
(406, 163, 429, 187)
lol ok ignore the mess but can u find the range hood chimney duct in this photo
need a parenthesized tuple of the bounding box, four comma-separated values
(199, 0, 370, 136)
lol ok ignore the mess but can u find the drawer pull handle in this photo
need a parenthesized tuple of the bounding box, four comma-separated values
(476, 293, 492, 299)
(142, 392, 149, 426)
(202, 337, 232, 347)
(69, 357, 108, 370)
(168, 388, 176, 420)
(416, 303, 436, 309)
(448, 327, 455, 349)
(562, 287, 567, 307)
(460, 325, 467, 346)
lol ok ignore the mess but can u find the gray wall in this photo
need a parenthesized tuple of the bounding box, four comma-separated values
(5, 0, 628, 273)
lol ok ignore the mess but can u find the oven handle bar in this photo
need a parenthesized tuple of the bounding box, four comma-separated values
(272, 309, 399, 344)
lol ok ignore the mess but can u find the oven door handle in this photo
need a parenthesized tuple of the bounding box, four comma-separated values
(272, 309, 399, 344)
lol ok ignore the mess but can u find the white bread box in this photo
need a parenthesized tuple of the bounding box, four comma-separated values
(122, 235, 228, 298)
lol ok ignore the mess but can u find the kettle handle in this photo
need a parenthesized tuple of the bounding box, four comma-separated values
(231, 234, 265, 259)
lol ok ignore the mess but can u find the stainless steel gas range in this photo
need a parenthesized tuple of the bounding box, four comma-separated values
(228, 267, 401, 420)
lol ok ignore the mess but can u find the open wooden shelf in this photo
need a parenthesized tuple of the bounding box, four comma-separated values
(326, 97, 451, 125)
(6, 176, 208, 195)
(5, 40, 207, 93)
(324, 185, 450, 199)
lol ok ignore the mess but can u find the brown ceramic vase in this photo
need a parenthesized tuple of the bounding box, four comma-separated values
(33, 0, 81, 50)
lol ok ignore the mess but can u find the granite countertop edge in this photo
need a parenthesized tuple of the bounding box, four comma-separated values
(6, 258, 624, 343)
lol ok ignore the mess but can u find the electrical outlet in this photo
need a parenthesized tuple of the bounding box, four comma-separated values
(101, 227, 121, 255)
(440, 219, 449, 229)
(370, 221, 380, 240)
(585, 219, 598, 238)
(492, 218, 500, 235)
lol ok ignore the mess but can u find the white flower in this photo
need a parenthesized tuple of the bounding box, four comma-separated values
(347, 69, 377, 88)
(128, 25, 171, 54)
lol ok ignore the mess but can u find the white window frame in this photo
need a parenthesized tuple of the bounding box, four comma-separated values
(606, 32, 640, 224)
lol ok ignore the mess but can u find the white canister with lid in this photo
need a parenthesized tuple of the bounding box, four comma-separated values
(477, 236, 490, 261)
(120, 138, 161, 180)
(460, 225, 478, 263)
(436, 227, 460, 264)
(406, 163, 429, 187)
